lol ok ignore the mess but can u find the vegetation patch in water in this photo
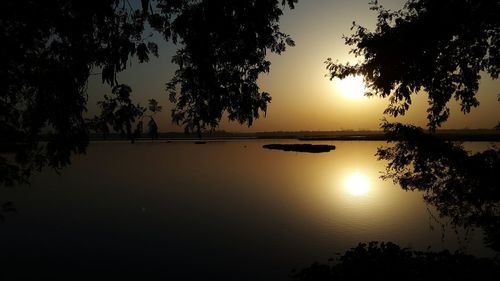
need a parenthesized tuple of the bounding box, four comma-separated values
(263, 144, 335, 153)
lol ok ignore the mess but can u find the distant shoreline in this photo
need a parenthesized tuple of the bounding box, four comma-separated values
(87, 131, 500, 142)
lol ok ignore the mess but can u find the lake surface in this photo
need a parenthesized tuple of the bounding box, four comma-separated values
(0, 140, 496, 280)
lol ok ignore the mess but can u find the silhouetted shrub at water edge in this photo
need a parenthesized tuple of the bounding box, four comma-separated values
(292, 241, 500, 281)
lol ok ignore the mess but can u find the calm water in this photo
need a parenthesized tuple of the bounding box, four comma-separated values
(0, 140, 495, 280)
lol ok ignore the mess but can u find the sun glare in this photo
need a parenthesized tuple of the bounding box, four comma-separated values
(345, 171, 370, 196)
(336, 76, 366, 99)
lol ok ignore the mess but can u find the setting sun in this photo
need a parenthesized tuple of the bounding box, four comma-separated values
(345, 171, 370, 196)
(335, 76, 366, 99)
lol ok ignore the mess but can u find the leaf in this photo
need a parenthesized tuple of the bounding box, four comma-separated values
(136, 43, 150, 63)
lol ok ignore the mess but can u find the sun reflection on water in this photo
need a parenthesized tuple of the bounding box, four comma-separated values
(345, 171, 370, 196)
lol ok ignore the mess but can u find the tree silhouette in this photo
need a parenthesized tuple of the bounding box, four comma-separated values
(97, 85, 146, 144)
(0, 0, 297, 185)
(0, 0, 159, 185)
(331, 0, 500, 254)
(165, 0, 297, 137)
(325, 0, 500, 250)
(146, 99, 161, 141)
(326, 0, 500, 130)
(87, 116, 111, 140)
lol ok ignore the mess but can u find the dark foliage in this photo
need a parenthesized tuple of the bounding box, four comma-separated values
(97, 85, 146, 143)
(292, 241, 500, 281)
(0, 0, 296, 185)
(147, 117, 159, 140)
(0, 0, 158, 185)
(165, 0, 297, 136)
(377, 121, 500, 252)
(326, 0, 500, 130)
(146, 99, 161, 141)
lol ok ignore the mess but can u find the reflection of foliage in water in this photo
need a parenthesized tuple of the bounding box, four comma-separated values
(377, 121, 500, 252)
(292, 241, 500, 281)
(296, 122, 500, 280)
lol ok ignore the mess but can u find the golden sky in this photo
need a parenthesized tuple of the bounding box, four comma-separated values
(88, 0, 500, 132)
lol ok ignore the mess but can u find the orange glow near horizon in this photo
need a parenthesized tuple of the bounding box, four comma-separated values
(85, 0, 500, 132)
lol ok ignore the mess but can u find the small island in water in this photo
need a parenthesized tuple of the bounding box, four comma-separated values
(263, 144, 336, 153)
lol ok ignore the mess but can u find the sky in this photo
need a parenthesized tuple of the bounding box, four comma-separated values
(87, 0, 500, 132)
